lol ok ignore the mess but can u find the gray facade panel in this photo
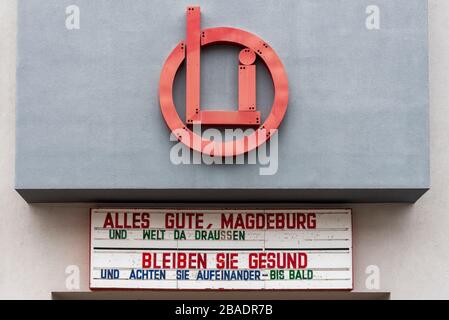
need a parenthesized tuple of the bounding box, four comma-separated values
(16, 0, 429, 202)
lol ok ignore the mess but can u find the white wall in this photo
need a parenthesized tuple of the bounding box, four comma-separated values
(1, 0, 448, 299)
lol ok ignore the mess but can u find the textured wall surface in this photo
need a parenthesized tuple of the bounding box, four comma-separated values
(15, 0, 429, 202)
(1, 0, 448, 299)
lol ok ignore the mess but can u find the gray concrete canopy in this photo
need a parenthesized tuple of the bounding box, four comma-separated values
(15, 0, 429, 203)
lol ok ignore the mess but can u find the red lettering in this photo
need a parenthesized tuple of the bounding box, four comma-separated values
(248, 253, 257, 269)
(103, 213, 114, 228)
(275, 214, 284, 229)
(221, 214, 233, 229)
(234, 214, 245, 229)
(178, 253, 186, 269)
(195, 214, 204, 229)
(123, 213, 131, 228)
(165, 213, 204, 229)
(104, 212, 151, 229)
(216, 253, 225, 269)
(216, 253, 238, 269)
(220, 213, 317, 230)
(114, 213, 123, 228)
(141, 212, 150, 228)
(266, 214, 275, 229)
(297, 214, 306, 229)
(308, 213, 316, 229)
(256, 214, 265, 229)
(162, 253, 170, 269)
(142, 253, 151, 268)
(245, 214, 254, 229)
(165, 213, 174, 228)
(132, 213, 140, 228)
(196, 253, 207, 269)
(248, 252, 308, 269)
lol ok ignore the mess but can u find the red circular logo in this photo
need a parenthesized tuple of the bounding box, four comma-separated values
(159, 7, 289, 157)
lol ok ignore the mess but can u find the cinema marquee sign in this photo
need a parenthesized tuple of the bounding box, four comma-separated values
(90, 209, 352, 290)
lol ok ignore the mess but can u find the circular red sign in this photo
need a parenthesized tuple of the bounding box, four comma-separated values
(159, 27, 289, 157)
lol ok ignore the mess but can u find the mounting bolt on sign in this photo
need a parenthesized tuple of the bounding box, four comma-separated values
(159, 6, 289, 157)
